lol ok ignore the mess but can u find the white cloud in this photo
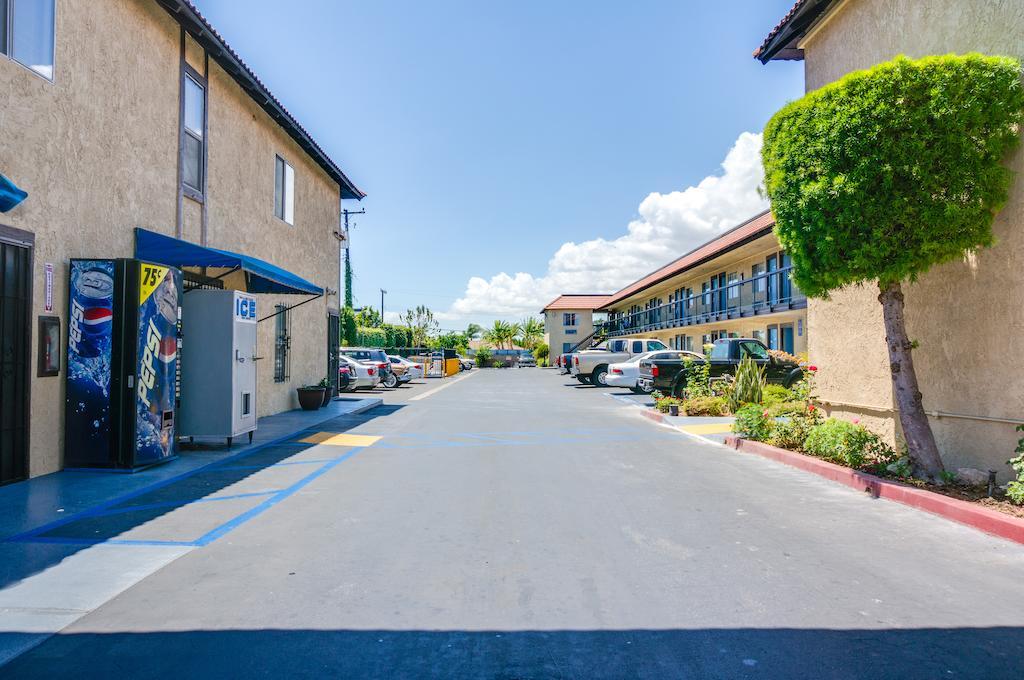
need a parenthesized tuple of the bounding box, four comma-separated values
(444, 131, 769, 321)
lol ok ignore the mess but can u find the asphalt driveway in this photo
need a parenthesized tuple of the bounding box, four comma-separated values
(3, 368, 1024, 678)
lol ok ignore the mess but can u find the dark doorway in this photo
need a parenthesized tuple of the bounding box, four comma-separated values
(0, 228, 32, 485)
(327, 312, 339, 396)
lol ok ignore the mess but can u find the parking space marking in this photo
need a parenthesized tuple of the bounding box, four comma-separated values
(678, 423, 734, 435)
(299, 432, 381, 447)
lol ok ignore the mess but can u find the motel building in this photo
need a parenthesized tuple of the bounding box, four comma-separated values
(541, 294, 611, 357)
(597, 211, 808, 355)
(0, 0, 363, 483)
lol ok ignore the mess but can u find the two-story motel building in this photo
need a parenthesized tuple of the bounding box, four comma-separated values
(542, 294, 611, 357)
(598, 211, 808, 355)
(0, 0, 363, 481)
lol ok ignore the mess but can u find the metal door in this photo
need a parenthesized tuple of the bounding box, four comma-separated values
(0, 238, 30, 484)
(327, 312, 339, 396)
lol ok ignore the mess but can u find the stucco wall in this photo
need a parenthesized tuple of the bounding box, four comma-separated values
(0, 0, 343, 477)
(800, 0, 1024, 476)
(546, 309, 596, 355)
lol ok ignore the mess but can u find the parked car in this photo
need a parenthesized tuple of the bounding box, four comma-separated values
(606, 350, 702, 393)
(517, 352, 536, 368)
(339, 355, 380, 392)
(570, 338, 670, 386)
(389, 355, 424, 381)
(638, 337, 804, 396)
(341, 348, 396, 388)
(457, 355, 473, 370)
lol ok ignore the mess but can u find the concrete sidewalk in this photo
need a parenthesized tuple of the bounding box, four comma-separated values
(605, 391, 735, 443)
(0, 395, 381, 666)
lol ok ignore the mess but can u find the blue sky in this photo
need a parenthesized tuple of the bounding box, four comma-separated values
(194, 0, 804, 329)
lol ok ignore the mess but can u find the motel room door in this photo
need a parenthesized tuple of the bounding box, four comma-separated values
(0, 231, 31, 484)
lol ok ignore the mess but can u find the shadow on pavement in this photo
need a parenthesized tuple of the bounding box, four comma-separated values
(2, 626, 1022, 678)
(0, 407, 400, 591)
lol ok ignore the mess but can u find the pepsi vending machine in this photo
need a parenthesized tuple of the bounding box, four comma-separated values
(65, 259, 182, 469)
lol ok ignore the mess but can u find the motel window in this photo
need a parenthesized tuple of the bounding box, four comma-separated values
(4, 0, 55, 79)
(275, 155, 295, 224)
(181, 74, 206, 194)
(562, 312, 576, 327)
(727, 272, 740, 299)
(274, 304, 290, 383)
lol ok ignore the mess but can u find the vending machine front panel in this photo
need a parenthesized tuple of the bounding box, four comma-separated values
(132, 261, 181, 466)
(65, 259, 116, 467)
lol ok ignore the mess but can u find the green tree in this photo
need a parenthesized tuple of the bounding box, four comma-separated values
(341, 306, 357, 346)
(517, 317, 545, 350)
(464, 323, 482, 340)
(484, 320, 519, 350)
(762, 54, 1024, 478)
(402, 305, 438, 347)
(356, 307, 383, 328)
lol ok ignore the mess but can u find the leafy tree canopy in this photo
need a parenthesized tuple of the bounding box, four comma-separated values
(762, 54, 1024, 298)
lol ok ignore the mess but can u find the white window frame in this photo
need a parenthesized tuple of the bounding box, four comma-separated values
(275, 155, 295, 225)
(3, 0, 56, 81)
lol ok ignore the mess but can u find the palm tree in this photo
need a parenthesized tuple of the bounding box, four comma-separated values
(518, 317, 544, 350)
(485, 320, 518, 349)
(464, 323, 483, 340)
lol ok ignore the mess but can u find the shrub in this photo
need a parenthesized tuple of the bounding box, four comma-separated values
(729, 356, 765, 412)
(655, 396, 683, 414)
(733, 404, 773, 441)
(684, 396, 728, 417)
(768, 404, 822, 451)
(684, 357, 712, 399)
(1007, 426, 1024, 505)
(803, 418, 896, 471)
(355, 326, 388, 347)
(767, 400, 806, 418)
(761, 384, 794, 408)
(474, 347, 492, 368)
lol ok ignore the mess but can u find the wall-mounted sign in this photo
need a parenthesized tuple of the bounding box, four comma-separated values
(38, 315, 60, 376)
(44, 262, 53, 312)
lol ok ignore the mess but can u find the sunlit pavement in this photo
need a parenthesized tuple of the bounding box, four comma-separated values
(3, 368, 1024, 678)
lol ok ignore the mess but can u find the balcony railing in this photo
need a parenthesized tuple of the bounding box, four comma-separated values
(599, 266, 805, 338)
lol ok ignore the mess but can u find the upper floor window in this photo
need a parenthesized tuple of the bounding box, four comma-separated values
(274, 155, 295, 224)
(3, 0, 56, 80)
(562, 312, 576, 327)
(181, 73, 205, 195)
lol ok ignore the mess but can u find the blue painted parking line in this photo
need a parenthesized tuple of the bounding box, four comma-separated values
(4, 426, 352, 545)
(78, 490, 283, 521)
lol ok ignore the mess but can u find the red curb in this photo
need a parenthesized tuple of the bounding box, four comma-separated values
(724, 436, 1024, 545)
(641, 409, 667, 424)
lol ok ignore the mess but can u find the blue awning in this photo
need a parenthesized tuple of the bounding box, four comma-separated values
(0, 173, 28, 213)
(134, 228, 322, 295)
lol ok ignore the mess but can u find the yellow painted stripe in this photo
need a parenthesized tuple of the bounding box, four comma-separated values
(299, 432, 381, 447)
(678, 423, 734, 435)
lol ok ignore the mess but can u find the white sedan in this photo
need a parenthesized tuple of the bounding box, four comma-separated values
(389, 355, 424, 381)
(606, 350, 702, 393)
(339, 355, 381, 392)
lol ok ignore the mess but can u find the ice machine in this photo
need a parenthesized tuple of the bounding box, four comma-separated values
(179, 289, 258, 446)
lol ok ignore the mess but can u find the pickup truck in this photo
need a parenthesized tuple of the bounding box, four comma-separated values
(637, 337, 803, 396)
(570, 337, 670, 386)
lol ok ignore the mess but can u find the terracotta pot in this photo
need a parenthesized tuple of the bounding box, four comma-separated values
(297, 387, 326, 411)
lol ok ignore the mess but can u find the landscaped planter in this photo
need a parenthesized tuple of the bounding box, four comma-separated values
(297, 387, 326, 411)
(724, 435, 1024, 546)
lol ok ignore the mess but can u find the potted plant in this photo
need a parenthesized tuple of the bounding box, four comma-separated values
(319, 376, 333, 406)
(297, 384, 326, 410)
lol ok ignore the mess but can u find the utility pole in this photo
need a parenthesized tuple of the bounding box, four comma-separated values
(380, 288, 387, 319)
(341, 208, 365, 309)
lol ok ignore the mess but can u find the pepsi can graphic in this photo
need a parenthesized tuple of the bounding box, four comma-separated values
(66, 260, 116, 464)
(69, 266, 114, 358)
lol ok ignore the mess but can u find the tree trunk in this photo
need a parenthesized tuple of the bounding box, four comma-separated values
(877, 281, 945, 478)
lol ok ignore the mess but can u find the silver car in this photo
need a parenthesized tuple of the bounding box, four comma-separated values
(517, 352, 537, 368)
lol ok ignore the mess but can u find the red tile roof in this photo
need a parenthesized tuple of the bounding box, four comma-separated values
(541, 294, 613, 312)
(600, 211, 775, 309)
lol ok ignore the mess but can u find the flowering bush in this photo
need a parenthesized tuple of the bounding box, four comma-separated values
(654, 395, 683, 414)
(733, 404, 773, 441)
(684, 396, 729, 417)
(769, 403, 823, 451)
(803, 418, 897, 471)
(790, 366, 817, 403)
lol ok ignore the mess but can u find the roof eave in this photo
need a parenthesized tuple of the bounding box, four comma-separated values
(755, 0, 838, 64)
(156, 0, 366, 200)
